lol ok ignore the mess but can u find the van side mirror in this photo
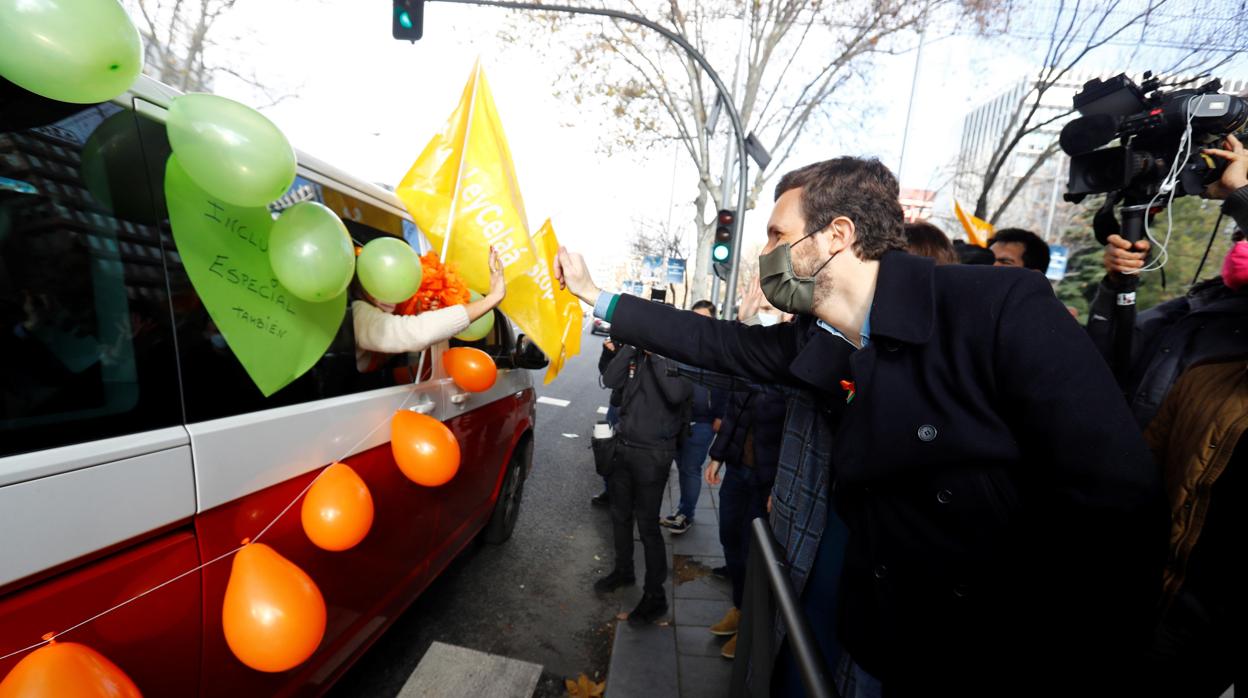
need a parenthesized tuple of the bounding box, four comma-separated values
(513, 334, 549, 370)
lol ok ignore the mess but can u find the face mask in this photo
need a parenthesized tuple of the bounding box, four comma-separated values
(758, 232, 837, 315)
(209, 334, 227, 351)
(1221, 240, 1248, 290)
(756, 312, 780, 327)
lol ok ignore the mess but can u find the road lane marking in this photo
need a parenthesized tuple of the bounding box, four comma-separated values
(561, 433, 579, 439)
(537, 396, 571, 407)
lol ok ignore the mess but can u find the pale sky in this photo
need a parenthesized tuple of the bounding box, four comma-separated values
(196, 1, 1244, 283)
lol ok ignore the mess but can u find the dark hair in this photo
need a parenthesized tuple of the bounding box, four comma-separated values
(690, 299, 716, 317)
(774, 157, 906, 260)
(988, 228, 1050, 272)
(903, 222, 957, 265)
(953, 239, 995, 265)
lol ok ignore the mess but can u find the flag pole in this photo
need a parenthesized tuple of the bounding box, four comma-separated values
(440, 60, 484, 264)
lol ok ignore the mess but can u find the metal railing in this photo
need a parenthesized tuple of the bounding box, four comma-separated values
(730, 518, 834, 698)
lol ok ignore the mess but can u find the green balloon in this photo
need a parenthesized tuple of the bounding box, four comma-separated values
(166, 93, 296, 207)
(357, 237, 422, 304)
(0, 0, 143, 104)
(455, 291, 495, 342)
(81, 110, 171, 224)
(268, 202, 355, 303)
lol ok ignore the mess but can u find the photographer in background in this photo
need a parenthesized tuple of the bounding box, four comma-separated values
(1087, 134, 1248, 427)
(596, 343, 691, 625)
(592, 337, 624, 507)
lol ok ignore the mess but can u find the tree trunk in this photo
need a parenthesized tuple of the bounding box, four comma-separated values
(689, 186, 713, 302)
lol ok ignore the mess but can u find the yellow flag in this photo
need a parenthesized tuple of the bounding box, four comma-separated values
(953, 200, 994, 248)
(396, 61, 537, 291)
(499, 219, 583, 384)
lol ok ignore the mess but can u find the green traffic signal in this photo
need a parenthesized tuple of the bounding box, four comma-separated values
(713, 208, 735, 264)
(392, 0, 424, 40)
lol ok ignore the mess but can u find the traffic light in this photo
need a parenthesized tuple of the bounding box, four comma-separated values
(712, 209, 735, 264)
(392, 0, 424, 41)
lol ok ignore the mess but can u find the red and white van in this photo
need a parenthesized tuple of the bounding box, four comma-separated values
(0, 74, 544, 696)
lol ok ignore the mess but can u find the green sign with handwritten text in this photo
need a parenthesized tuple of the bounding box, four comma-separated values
(165, 156, 345, 396)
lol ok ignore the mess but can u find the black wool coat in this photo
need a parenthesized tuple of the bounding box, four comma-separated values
(607, 250, 1167, 695)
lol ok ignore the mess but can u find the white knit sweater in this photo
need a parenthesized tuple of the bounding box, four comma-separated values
(352, 301, 470, 371)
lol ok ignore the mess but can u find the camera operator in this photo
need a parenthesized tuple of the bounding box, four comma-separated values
(1083, 135, 1248, 698)
(1087, 134, 1248, 427)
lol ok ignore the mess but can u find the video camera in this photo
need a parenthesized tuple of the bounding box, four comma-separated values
(1060, 72, 1248, 385)
(1061, 72, 1248, 206)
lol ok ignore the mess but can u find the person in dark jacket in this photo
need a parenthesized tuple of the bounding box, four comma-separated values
(1087, 134, 1248, 428)
(595, 343, 691, 624)
(592, 338, 624, 506)
(557, 156, 1165, 696)
(1141, 358, 1246, 698)
(661, 300, 728, 534)
(704, 386, 788, 661)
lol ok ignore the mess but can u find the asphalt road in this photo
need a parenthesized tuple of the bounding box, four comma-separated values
(329, 324, 622, 697)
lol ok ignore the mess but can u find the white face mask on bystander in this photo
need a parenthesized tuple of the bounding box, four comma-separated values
(756, 312, 780, 327)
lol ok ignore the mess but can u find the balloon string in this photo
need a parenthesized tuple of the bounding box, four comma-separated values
(252, 355, 422, 543)
(0, 350, 429, 664)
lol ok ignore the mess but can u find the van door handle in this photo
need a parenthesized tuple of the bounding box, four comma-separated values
(408, 396, 436, 414)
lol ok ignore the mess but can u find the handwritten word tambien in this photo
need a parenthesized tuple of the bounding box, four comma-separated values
(209, 255, 297, 316)
(205, 200, 268, 253)
(231, 307, 289, 339)
(457, 166, 531, 268)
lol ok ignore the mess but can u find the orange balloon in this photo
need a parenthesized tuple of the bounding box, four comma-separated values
(300, 463, 374, 552)
(0, 639, 141, 698)
(222, 543, 326, 673)
(443, 347, 497, 393)
(391, 410, 460, 486)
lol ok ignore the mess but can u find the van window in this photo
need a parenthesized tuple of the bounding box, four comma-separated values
(449, 308, 514, 363)
(143, 122, 432, 422)
(0, 97, 181, 458)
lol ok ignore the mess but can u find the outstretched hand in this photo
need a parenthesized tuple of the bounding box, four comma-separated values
(554, 246, 601, 305)
(464, 248, 506, 323)
(486, 247, 506, 303)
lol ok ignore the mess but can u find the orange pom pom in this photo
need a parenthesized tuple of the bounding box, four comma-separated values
(409, 253, 471, 313)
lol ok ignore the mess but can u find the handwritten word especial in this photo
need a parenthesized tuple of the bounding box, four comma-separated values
(209, 255, 297, 316)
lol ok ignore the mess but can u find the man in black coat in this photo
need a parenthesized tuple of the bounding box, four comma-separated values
(556, 157, 1166, 695)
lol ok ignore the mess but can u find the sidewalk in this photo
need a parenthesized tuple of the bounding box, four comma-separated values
(605, 465, 735, 698)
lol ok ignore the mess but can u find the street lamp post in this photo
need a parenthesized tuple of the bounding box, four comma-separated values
(428, 0, 750, 314)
